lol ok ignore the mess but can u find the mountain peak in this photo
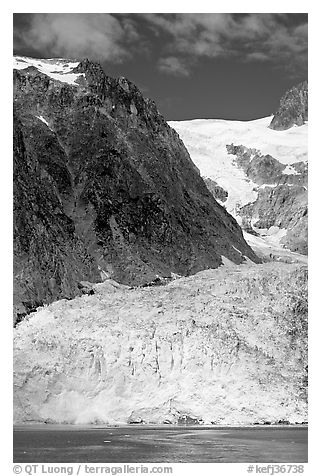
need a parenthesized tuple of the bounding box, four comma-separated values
(269, 81, 308, 131)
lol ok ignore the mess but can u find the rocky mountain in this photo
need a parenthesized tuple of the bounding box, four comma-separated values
(14, 261, 307, 425)
(13, 56, 258, 321)
(269, 81, 308, 131)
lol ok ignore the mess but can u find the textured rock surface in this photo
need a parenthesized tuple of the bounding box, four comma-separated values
(13, 262, 307, 425)
(203, 177, 228, 203)
(269, 81, 308, 131)
(13, 57, 258, 318)
(226, 144, 308, 187)
(226, 144, 308, 255)
(13, 113, 100, 321)
(240, 186, 308, 255)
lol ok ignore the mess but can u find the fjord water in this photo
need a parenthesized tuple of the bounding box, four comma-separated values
(13, 425, 307, 463)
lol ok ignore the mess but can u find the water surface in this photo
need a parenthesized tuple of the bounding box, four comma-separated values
(13, 425, 308, 463)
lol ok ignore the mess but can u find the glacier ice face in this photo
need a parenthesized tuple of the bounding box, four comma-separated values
(13, 262, 307, 425)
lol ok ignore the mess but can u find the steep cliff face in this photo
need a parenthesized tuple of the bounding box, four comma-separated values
(14, 262, 308, 425)
(13, 113, 100, 318)
(269, 81, 308, 131)
(13, 57, 258, 318)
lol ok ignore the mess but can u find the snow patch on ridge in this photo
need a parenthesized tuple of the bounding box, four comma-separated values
(283, 165, 299, 175)
(13, 56, 84, 86)
(258, 183, 278, 189)
(221, 256, 237, 267)
(232, 245, 243, 255)
(36, 115, 50, 127)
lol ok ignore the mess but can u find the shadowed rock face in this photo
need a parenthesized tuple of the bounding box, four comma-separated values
(13, 113, 101, 321)
(269, 81, 308, 131)
(13, 58, 259, 319)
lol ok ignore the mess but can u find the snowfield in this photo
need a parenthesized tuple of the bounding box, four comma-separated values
(169, 116, 307, 166)
(14, 262, 307, 425)
(13, 56, 84, 85)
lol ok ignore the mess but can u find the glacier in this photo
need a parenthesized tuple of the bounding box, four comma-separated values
(168, 116, 308, 255)
(168, 116, 307, 217)
(14, 262, 307, 425)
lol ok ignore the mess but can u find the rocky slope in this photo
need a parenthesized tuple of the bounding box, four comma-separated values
(269, 81, 308, 131)
(226, 144, 308, 254)
(13, 261, 308, 425)
(203, 177, 228, 202)
(13, 56, 258, 320)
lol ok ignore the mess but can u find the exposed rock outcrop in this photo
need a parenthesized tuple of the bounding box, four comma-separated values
(226, 144, 308, 254)
(269, 81, 308, 131)
(13, 113, 99, 323)
(203, 177, 228, 202)
(13, 57, 258, 318)
(240, 186, 308, 255)
(226, 144, 307, 187)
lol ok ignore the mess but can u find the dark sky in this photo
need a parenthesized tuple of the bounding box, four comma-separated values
(13, 13, 308, 121)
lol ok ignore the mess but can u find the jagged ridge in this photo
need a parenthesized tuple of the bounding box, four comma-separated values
(269, 81, 308, 131)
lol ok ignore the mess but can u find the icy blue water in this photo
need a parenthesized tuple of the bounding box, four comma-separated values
(13, 425, 308, 463)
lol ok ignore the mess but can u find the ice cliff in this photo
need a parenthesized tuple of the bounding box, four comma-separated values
(14, 262, 307, 425)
